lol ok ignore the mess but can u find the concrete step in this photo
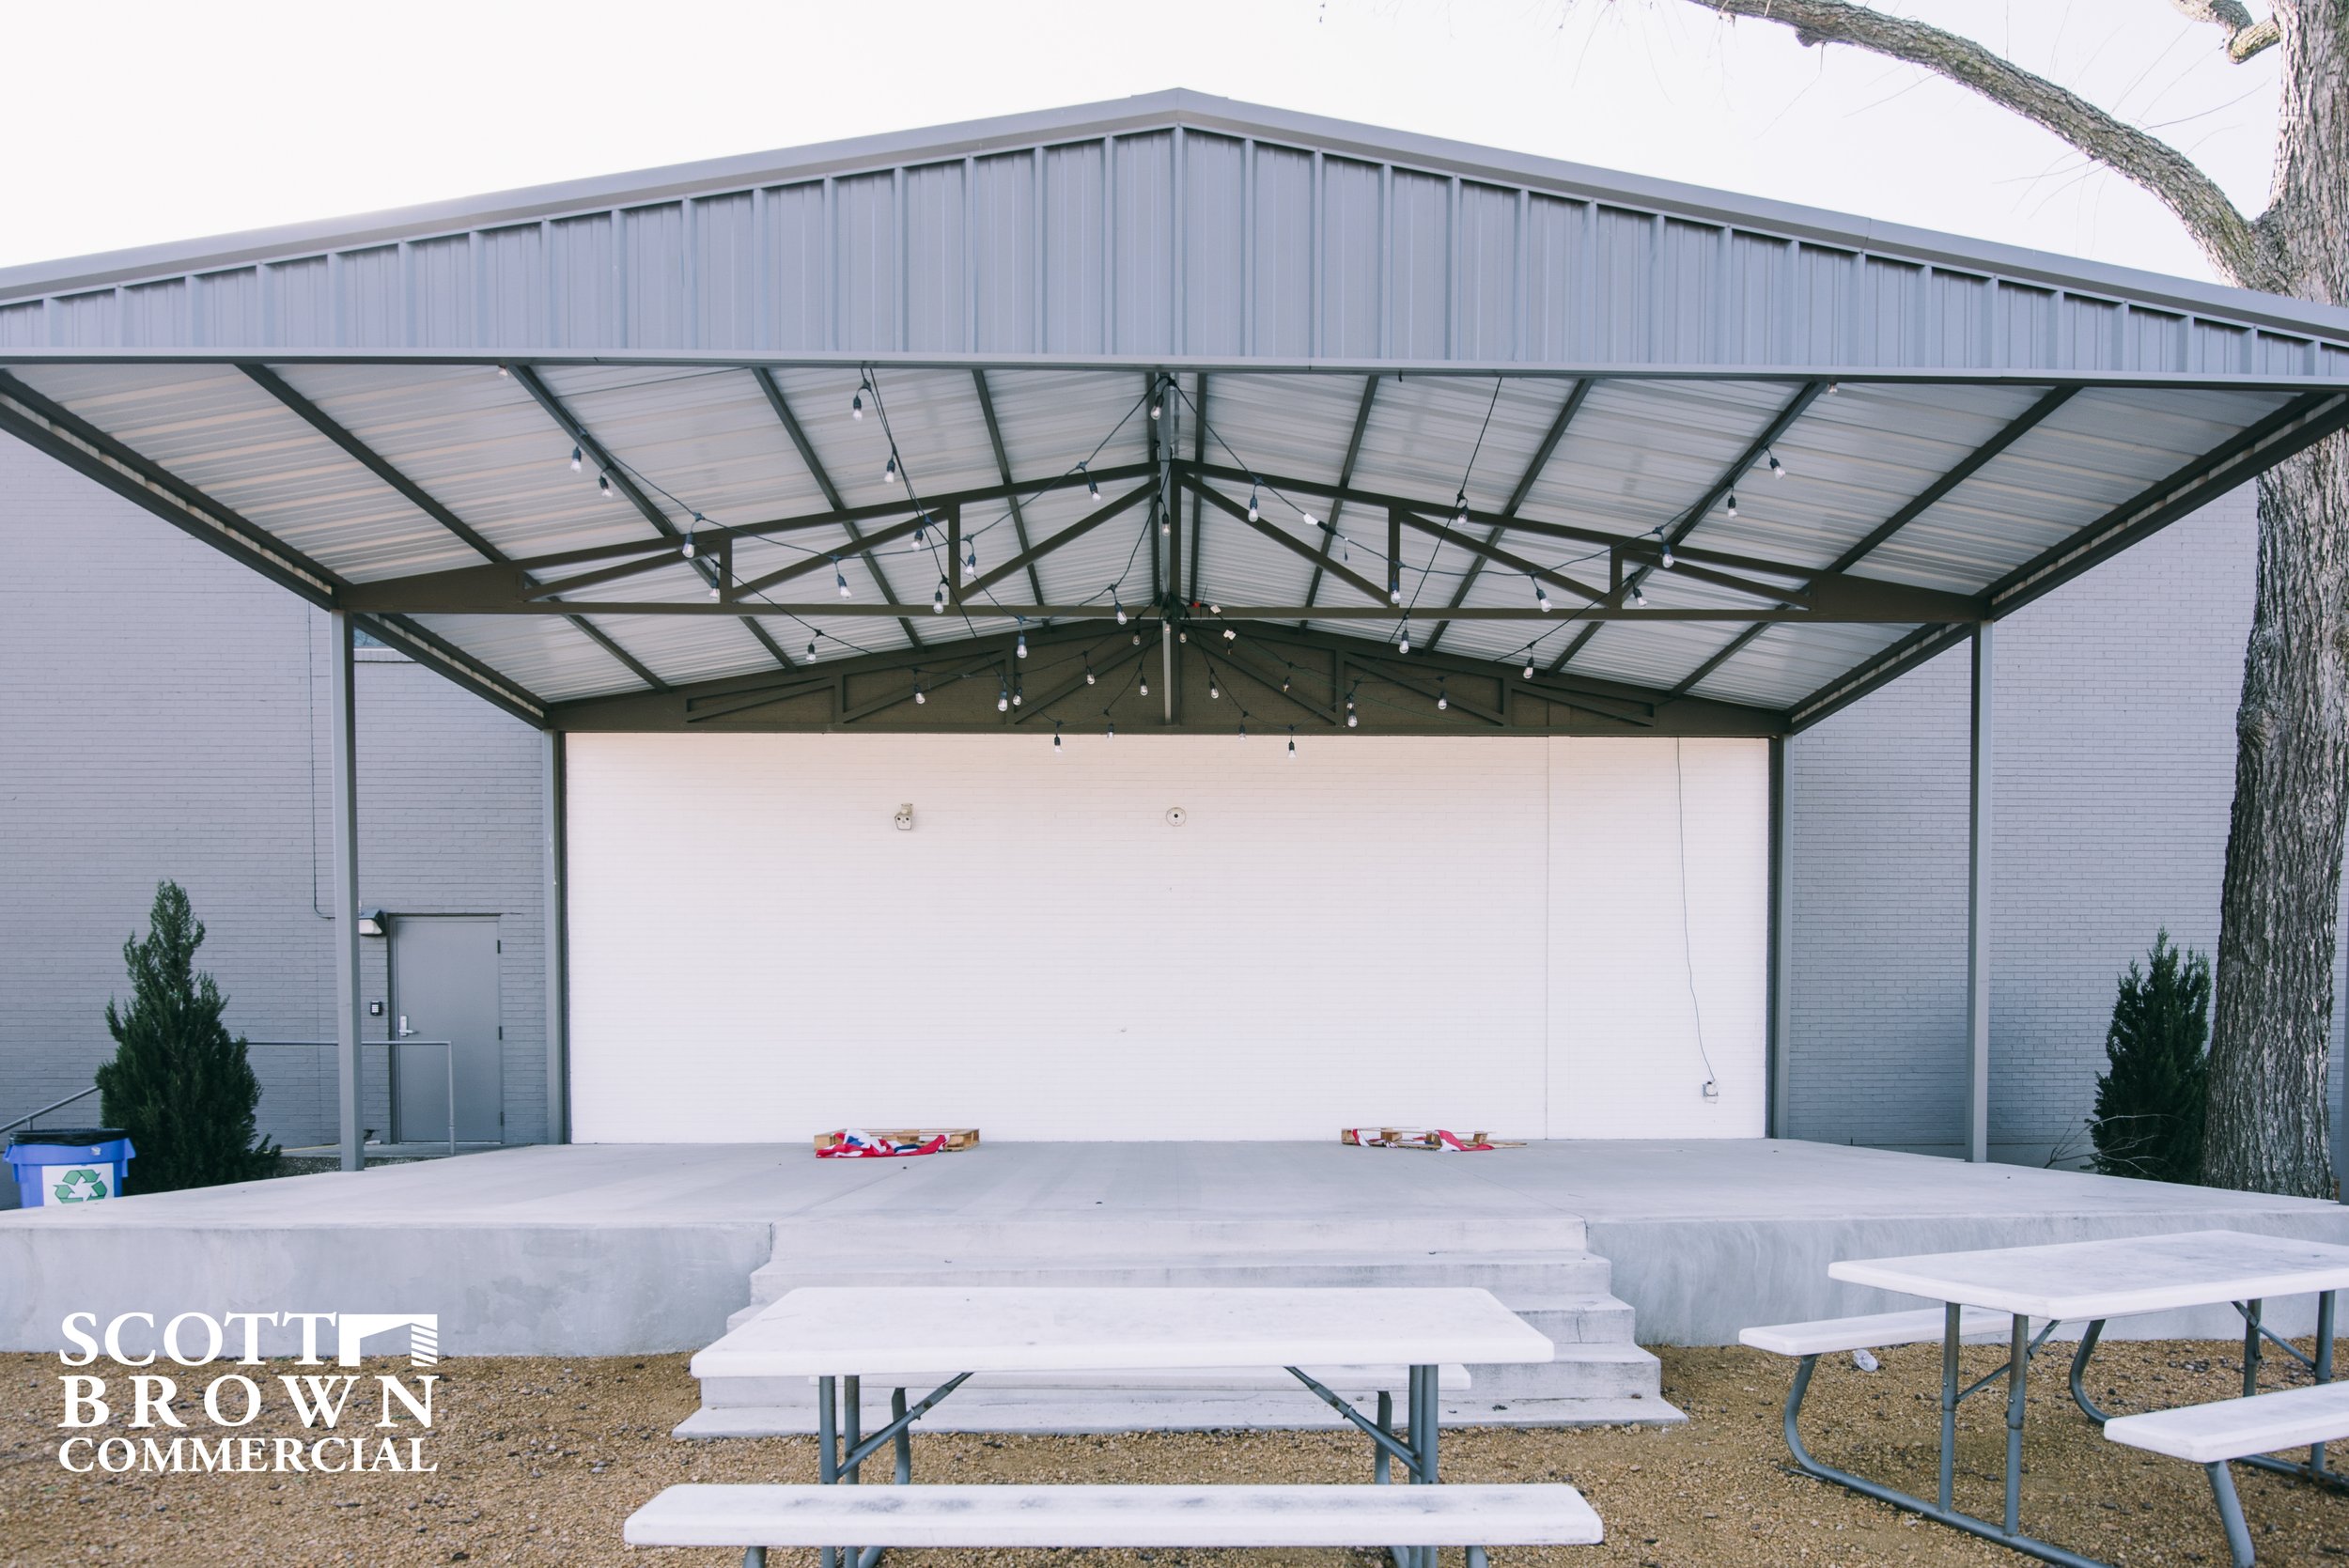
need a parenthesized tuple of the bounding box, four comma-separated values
(1511, 1296, 1639, 1346)
(1464, 1343, 1661, 1402)
(738, 1251, 1614, 1317)
(676, 1387, 1682, 1437)
(766, 1216, 1590, 1260)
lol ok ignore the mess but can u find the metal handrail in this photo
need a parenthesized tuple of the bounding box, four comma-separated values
(0, 1084, 101, 1141)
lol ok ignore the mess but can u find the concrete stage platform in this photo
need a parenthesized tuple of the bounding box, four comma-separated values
(4, 1140, 2344, 1370)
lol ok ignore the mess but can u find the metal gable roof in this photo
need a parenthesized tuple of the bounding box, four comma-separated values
(3, 90, 2346, 376)
(3, 94, 2346, 740)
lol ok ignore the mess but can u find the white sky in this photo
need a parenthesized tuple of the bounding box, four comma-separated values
(0, 0, 2282, 285)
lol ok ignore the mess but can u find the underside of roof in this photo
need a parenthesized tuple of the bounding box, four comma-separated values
(3, 95, 2345, 737)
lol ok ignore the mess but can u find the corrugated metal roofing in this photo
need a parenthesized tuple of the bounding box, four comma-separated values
(2, 94, 2344, 734)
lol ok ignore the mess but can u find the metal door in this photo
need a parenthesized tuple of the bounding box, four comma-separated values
(389, 917, 504, 1144)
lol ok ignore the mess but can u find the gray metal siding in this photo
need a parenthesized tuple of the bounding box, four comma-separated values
(9, 104, 2342, 376)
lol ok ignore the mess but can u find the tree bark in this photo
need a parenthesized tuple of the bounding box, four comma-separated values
(1659, 0, 2349, 1192)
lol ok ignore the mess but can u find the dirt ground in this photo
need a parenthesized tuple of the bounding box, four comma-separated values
(5, 1340, 2347, 1567)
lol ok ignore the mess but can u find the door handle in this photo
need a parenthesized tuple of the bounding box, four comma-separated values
(395, 1016, 416, 1039)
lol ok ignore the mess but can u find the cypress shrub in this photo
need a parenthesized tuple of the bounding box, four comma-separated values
(2087, 929, 2210, 1184)
(94, 881, 278, 1192)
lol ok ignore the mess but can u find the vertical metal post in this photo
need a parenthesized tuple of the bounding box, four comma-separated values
(2243, 1299, 2263, 1398)
(2315, 1290, 2336, 1478)
(542, 730, 569, 1145)
(328, 612, 364, 1173)
(817, 1375, 838, 1568)
(1159, 374, 1177, 725)
(2003, 1312, 2028, 1535)
(1938, 1301, 1959, 1511)
(1768, 735, 1792, 1137)
(1966, 621, 1994, 1164)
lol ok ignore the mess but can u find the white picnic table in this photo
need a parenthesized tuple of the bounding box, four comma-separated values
(693, 1284, 1557, 1568)
(1792, 1228, 2349, 1568)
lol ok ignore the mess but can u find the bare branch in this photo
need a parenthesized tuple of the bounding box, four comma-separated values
(1692, 0, 2263, 284)
(2169, 1, 2283, 62)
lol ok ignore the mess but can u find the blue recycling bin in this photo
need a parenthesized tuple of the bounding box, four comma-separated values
(8, 1128, 135, 1207)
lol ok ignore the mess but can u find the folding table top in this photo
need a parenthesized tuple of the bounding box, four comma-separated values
(1830, 1229, 2349, 1321)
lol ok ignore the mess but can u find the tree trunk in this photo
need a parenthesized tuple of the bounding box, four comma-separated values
(2206, 440, 2349, 1196)
(2202, 1, 2349, 1196)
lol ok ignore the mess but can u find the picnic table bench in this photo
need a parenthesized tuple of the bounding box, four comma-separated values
(630, 1284, 1596, 1568)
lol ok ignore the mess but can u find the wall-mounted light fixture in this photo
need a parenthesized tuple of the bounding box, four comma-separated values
(357, 909, 388, 938)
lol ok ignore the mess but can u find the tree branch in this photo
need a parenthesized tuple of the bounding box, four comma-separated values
(1690, 0, 2265, 285)
(2169, 1, 2282, 63)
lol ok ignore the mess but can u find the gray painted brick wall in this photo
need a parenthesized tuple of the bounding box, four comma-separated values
(0, 436, 548, 1153)
(1785, 483, 2349, 1172)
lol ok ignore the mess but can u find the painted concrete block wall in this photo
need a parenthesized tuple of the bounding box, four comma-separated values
(1785, 483, 2349, 1169)
(0, 436, 551, 1153)
(564, 732, 1769, 1141)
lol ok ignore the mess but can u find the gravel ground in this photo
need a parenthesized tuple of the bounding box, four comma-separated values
(6, 1340, 2347, 1567)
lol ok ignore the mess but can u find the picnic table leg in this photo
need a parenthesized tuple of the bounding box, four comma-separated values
(1411, 1363, 1440, 1568)
(893, 1387, 912, 1484)
(2243, 1300, 2263, 1398)
(817, 1376, 837, 1568)
(1939, 1302, 1960, 1511)
(1375, 1390, 1392, 1484)
(843, 1376, 863, 1568)
(2068, 1319, 2111, 1423)
(2314, 1293, 2336, 1481)
(2206, 1462, 2256, 1568)
(2003, 1313, 2029, 1536)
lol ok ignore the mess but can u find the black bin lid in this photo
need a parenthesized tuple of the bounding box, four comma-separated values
(10, 1127, 128, 1148)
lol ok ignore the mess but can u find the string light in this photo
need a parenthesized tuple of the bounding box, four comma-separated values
(1390, 574, 1402, 606)
(883, 450, 899, 484)
(1222, 627, 1237, 641)
(1106, 721, 1116, 740)
(1660, 538, 1676, 569)
(851, 382, 867, 420)
(1397, 620, 1411, 655)
(1012, 681, 1023, 707)
(1148, 390, 1162, 421)
(1287, 727, 1297, 759)
(568, 445, 582, 474)
(1437, 678, 1449, 712)
(932, 582, 948, 613)
(1522, 657, 1536, 679)
(1237, 723, 1248, 740)
(1138, 671, 1150, 697)
(1053, 722, 1064, 753)
(1533, 579, 1550, 613)
(913, 515, 928, 545)
(912, 672, 926, 705)
(1016, 625, 1028, 659)
(496, 365, 510, 378)
(1300, 509, 1319, 530)
(1246, 482, 1260, 522)
(1723, 491, 1737, 519)
(1454, 490, 1471, 528)
(680, 518, 699, 559)
(963, 544, 978, 582)
(1082, 462, 1100, 502)
(1766, 449, 1787, 478)
(1083, 657, 1097, 687)
(1630, 582, 1647, 608)
(598, 473, 614, 500)
(807, 637, 819, 659)
(1112, 592, 1127, 627)
(1209, 678, 1221, 700)
(835, 561, 851, 598)
(997, 684, 1010, 713)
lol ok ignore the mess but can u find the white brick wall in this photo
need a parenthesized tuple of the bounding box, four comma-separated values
(565, 732, 1769, 1141)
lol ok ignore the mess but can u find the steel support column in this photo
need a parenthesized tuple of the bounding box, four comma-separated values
(542, 730, 569, 1145)
(328, 613, 364, 1173)
(1768, 734, 1792, 1138)
(1966, 621, 1994, 1164)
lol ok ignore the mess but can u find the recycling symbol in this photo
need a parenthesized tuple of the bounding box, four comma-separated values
(52, 1168, 108, 1203)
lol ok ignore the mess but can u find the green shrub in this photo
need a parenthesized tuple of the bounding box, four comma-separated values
(94, 881, 278, 1192)
(2087, 929, 2210, 1184)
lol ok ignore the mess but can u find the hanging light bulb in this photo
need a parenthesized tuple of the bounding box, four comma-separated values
(1534, 580, 1550, 613)
(1522, 657, 1536, 679)
(1209, 679, 1221, 700)
(1084, 660, 1097, 686)
(708, 576, 722, 601)
(1082, 462, 1100, 501)
(1112, 592, 1127, 627)
(1281, 671, 1291, 693)
(1138, 672, 1150, 697)
(599, 473, 614, 500)
(1766, 450, 1786, 479)
(1131, 632, 1142, 645)
(1630, 582, 1648, 608)
(680, 521, 698, 560)
(1053, 726, 1064, 753)
(963, 544, 978, 582)
(1237, 722, 1247, 741)
(1346, 709, 1359, 729)
(836, 563, 851, 598)
(1012, 683, 1023, 707)
(997, 685, 1010, 713)
(913, 680, 926, 706)
(1660, 539, 1676, 569)
(1246, 482, 1260, 522)
(807, 638, 819, 659)
(496, 365, 510, 378)
(1287, 728, 1297, 758)
(1723, 491, 1737, 519)
(1106, 721, 1116, 740)
(883, 450, 899, 484)
(914, 515, 928, 545)
(1437, 680, 1449, 712)
(1397, 622, 1411, 656)
(851, 384, 866, 420)
(1301, 510, 1319, 530)
(1390, 576, 1402, 607)
(1148, 390, 1162, 421)
(932, 582, 948, 613)
(1222, 627, 1237, 641)
(569, 445, 582, 474)
(1016, 627, 1028, 659)
(1455, 491, 1470, 528)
